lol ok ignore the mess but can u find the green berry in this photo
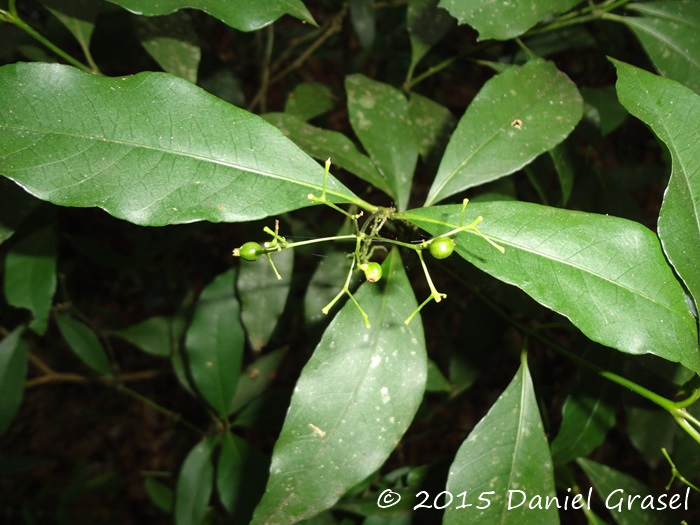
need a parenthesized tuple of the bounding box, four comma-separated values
(429, 236, 455, 260)
(362, 262, 383, 283)
(238, 241, 264, 261)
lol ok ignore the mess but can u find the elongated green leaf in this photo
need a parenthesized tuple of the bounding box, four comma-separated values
(404, 202, 700, 371)
(184, 268, 244, 416)
(263, 112, 387, 195)
(350, 0, 375, 50)
(578, 458, 678, 525)
(113, 315, 174, 357)
(346, 75, 419, 211)
(55, 312, 112, 376)
(217, 431, 268, 521)
(229, 347, 287, 414)
(0, 180, 40, 246)
(0, 326, 29, 436)
(133, 11, 201, 83)
(144, 476, 175, 514)
(438, 0, 581, 40)
(0, 63, 358, 226)
(407, 0, 453, 73)
(107, 0, 316, 31)
(284, 83, 335, 122)
(175, 437, 216, 525)
(237, 248, 293, 352)
(40, 0, 100, 63)
(4, 225, 57, 336)
(619, 1, 700, 94)
(408, 92, 456, 167)
(550, 372, 616, 466)
(444, 354, 557, 525)
(251, 249, 427, 525)
(613, 59, 700, 314)
(426, 60, 583, 205)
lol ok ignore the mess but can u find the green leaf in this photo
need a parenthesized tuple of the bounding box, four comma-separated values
(438, 0, 581, 40)
(350, 0, 375, 50)
(550, 372, 616, 466)
(444, 354, 557, 525)
(0, 326, 29, 436)
(578, 458, 678, 525)
(107, 0, 317, 31)
(0, 63, 359, 226)
(175, 436, 216, 525)
(426, 60, 583, 205)
(346, 74, 419, 211)
(0, 180, 40, 246)
(404, 201, 700, 371)
(618, 1, 700, 94)
(626, 407, 677, 467)
(237, 245, 293, 352)
(407, 0, 454, 74)
(580, 85, 628, 137)
(425, 359, 452, 393)
(229, 347, 287, 414)
(304, 248, 358, 325)
(54, 312, 112, 376)
(612, 59, 700, 314)
(3, 225, 57, 336)
(40, 0, 100, 63)
(251, 249, 427, 525)
(284, 83, 335, 122)
(133, 11, 201, 84)
(549, 143, 575, 207)
(184, 268, 244, 416)
(263, 112, 387, 195)
(408, 92, 457, 168)
(144, 476, 175, 514)
(113, 315, 175, 357)
(217, 431, 268, 521)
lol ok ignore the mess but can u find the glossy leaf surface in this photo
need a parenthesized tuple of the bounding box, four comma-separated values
(284, 83, 335, 122)
(426, 60, 582, 205)
(251, 249, 427, 524)
(54, 312, 112, 376)
(438, 0, 581, 40)
(175, 437, 216, 525)
(3, 225, 56, 336)
(184, 268, 244, 416)
(621, 1, 700, 94)
(107, 0, 316, 31)
(0, 326, 28, 436)
(0, 63, 358, 226)
(613, 59, 700, 313)
(404, 202, 700, 371)
(444, 355, 557, 525)
(346, 74, 419, 211)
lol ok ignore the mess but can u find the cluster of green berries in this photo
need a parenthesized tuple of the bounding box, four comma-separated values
(233, 235, 455, 283)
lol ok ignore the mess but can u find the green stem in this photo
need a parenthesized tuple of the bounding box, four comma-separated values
(2, 0, 94, 74)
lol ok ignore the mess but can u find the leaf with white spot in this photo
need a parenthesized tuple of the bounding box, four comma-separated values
(346, 75, 419, 211)
(426, 60, 582, 205)
(444, 354, 557, 525)
(250, 249, 427, 525)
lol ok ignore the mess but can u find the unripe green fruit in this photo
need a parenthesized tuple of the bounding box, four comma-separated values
(362, 262, 382, 283)
(429, 236, 455, 259)
(238, 241, 264, 261)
